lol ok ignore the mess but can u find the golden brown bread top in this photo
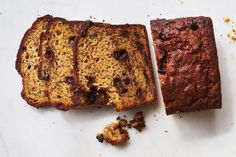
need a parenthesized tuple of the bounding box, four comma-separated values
(74, 22, 157, 111)
(15, 15, 53, 107)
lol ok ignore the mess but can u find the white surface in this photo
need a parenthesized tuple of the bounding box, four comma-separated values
(0, 0, 236, 156)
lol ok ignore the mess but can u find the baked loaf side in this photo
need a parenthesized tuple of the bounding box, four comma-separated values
(38, 18, 83, 110)
(15, 15, 53, 107)
(74, 23, 157, 111)
(151, 17, 222, 115)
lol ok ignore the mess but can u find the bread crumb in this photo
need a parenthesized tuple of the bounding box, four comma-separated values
(130, 111, 145, 132)
(96, 119, 129, 145)
(165, 130, 168, 133)
(102, 19, 105, 22)
(223, 17, 231, 23)
(147, 14, 150, 17)
(89, 16, 92, 19)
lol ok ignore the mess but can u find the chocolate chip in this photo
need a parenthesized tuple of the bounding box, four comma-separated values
(43, 71, 50, 80)
(85, 20, 93, 27)
(69, 36, 76, 46)
(45, 48, 53, 58)
(86, 92, 96, 103)
(80, 20, 93, 37)
(27, 65, 31, 70)
(56, 30, 61, 36)
(136, 41, 144, 52)
(113, 49, 128, 60)
(65, 76, 73, 84)
(86, 76, 95, 87)
(159, 33, 167, 40)
(120, 29, 129, 37)
(120, 88, 128, 94)
(158, 53, 167, 75)
(124, 78, 130, 85)
(86, 87, 97, 103)
(190, 22, 199, 30)
(96, 134, 104, 143)
(113, 78, 122, 87)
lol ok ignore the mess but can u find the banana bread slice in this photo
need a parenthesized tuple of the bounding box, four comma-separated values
(38, 18, 84, 110)
(15, 15, 53, 108)
(150, 17, 222, 115)
(74, 22, 157, 111)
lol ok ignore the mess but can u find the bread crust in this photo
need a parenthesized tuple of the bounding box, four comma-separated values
(151, 16, 222, 115)
(16, 15, 53, 108)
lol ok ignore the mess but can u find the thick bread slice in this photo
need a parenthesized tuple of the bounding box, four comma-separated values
(15, 15, 53, 107)
(74, 23, 157, 111)
(38, 18, 83, 110)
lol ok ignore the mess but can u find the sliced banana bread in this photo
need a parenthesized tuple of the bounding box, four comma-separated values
(38, 18, 83, 110)
(16, 15, 53, 108)
(74, 23, 157, 111)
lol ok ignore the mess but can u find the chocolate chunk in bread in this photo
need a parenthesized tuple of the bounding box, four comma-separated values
(15, 15, 53, 108)
(74, 23, 157, 111)
(150, 17, 222, 115)
(38, 18, 83, 110)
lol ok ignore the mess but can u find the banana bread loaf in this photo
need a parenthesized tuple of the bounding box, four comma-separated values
(150, 17, 222, 115)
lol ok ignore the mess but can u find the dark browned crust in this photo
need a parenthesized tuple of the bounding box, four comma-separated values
(150, 16, 222, 115)
(73, 23, 157, 111)
(16, 15, 53, 108)
(15, 15, 53, 75)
